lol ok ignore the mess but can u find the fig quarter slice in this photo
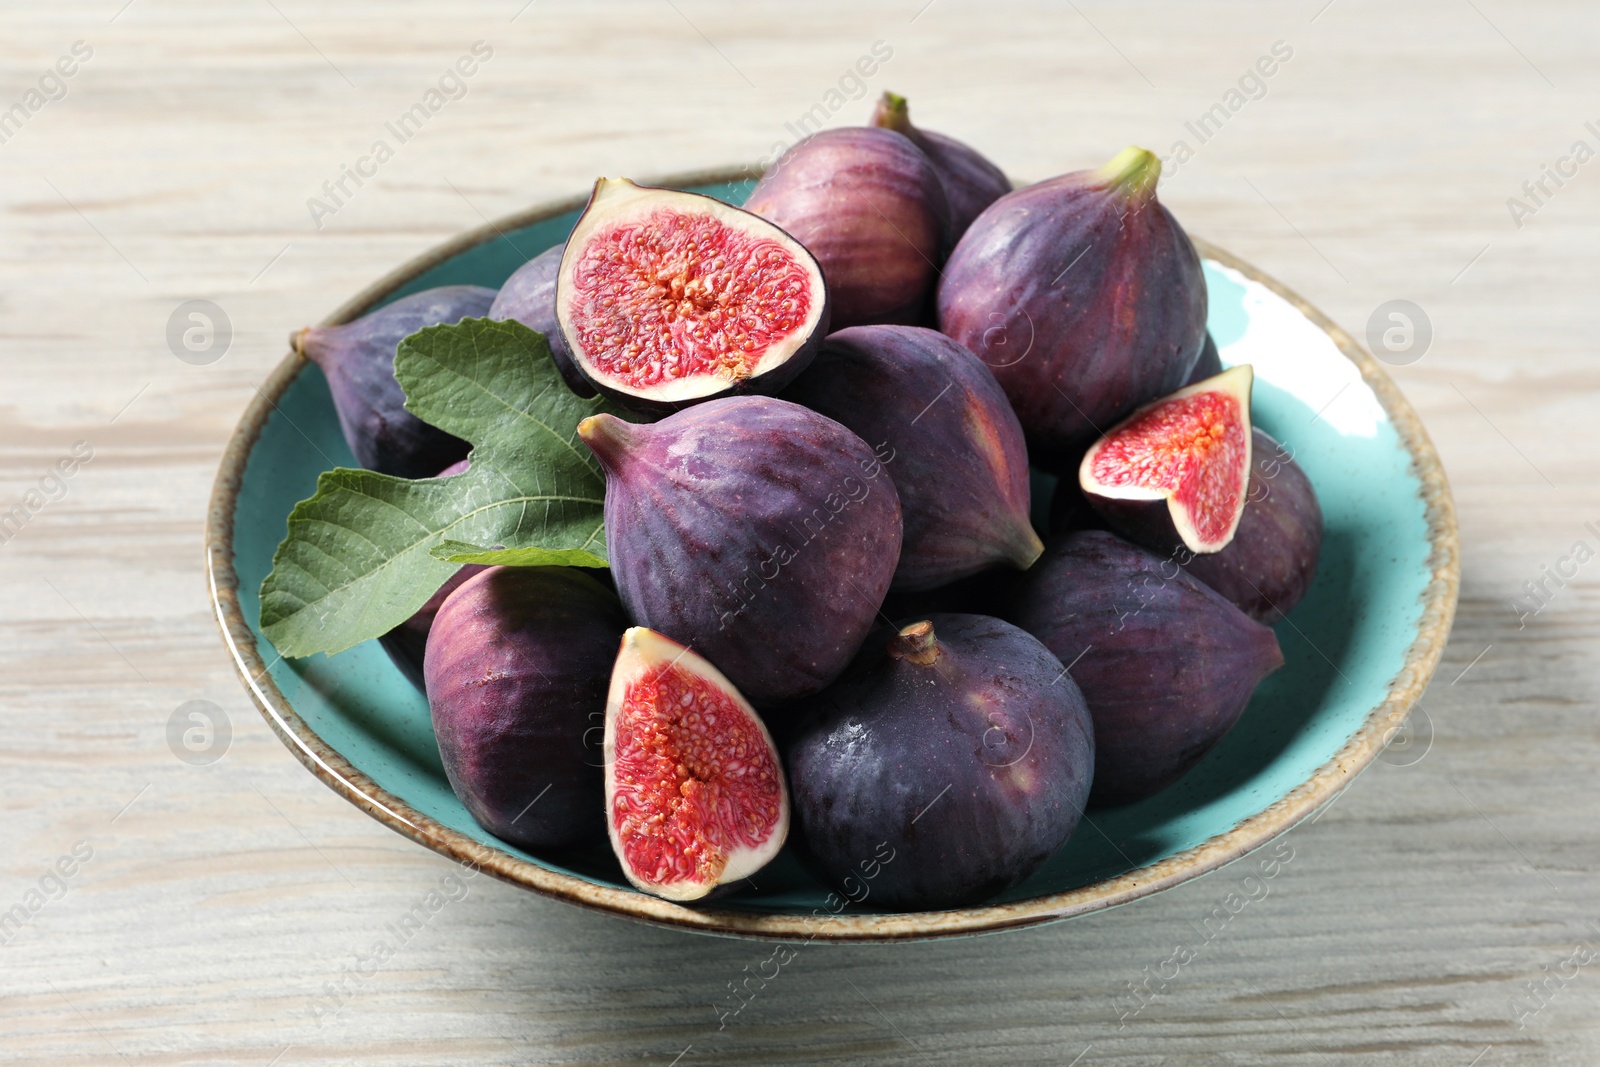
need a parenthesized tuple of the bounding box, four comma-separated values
(1079, 364, 1254, 556)
(603, 627, 790, 901)
(556, 178, 829, 410)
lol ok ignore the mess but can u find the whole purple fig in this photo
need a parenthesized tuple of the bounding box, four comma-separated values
(747, 127, 949, 330)
(869, 92, 1011, 243)
(938, 147, 1207, 470)
(788, 614, 1095, 909)
(1005, 530, 1283, 806)
(423, 565, 626, 850)
(488, 244, 597, 398)
(783, 325, 1041, 590)
(578, 396, 902, 706)
(1181, 429, 1323, 623)
(378, 459, 485, 688)
(292, 285, 495, 478)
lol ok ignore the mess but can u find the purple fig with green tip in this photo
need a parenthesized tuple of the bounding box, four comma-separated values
(868, 91, 1010, 243)
(579, 396, 902, 707)
(938, 147, 1207, 471)
(748, 127, 949, 329)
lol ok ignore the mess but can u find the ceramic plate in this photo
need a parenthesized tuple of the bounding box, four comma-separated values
(207, 167, 1459, 942)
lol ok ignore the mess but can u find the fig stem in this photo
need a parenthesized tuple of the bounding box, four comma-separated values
(577, 413, 638, 470)
(870, 91, 913, 135)
(888, 620, 940, 666)
(1009, 523, 1047, 572)
(1096, 146, 1162, 203)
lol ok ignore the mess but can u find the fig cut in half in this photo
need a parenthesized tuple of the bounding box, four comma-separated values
(556, 178, 829, 410)
(1079, 364, 1254, 556)
(603, 627, 790, 902)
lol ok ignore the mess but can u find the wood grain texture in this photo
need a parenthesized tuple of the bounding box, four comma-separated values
(0, 0, 1595, 1063)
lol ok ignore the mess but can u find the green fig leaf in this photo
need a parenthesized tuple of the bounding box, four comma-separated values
(259, 317, 631, 659)
(429, 540, 608, 569)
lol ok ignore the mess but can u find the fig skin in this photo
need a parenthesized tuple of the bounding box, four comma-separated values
(782, 325, 1042, 591)
(291, 285, 494, 478)
(869, 92, 1011, 243)
(378, 459, 484, 689)
(488, 244, 597, 398)
(1181, 429, 1323, 623)
(1186, 331, 1223, 385)
(748, 127, 950, 330)
(787, 614, 1095, 910)
(1005, 530, 1283, 806)
(423, 565, 626, 850)
(579, 396, 903, 708)
(1046, 472, 1108, 538)
(937, 147, 1207, 471)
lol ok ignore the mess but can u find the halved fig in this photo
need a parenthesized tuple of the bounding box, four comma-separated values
(1079, 365, 1254, 556)
(604, 627, 790, 901)
(556, 178, 829, 410)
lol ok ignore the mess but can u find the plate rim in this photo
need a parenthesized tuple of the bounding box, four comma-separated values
(205, 164, 1461, 943)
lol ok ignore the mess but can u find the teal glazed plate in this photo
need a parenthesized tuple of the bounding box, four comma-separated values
(207, 167, 1459, 942)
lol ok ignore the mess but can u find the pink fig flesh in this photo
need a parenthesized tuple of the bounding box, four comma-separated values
(604, 627, 789, 901)
(556, 178, 828, 410)
(1080, 365, 1255, 555)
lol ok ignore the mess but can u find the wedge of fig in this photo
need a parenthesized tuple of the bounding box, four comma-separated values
(1006, 531, 1283, 805)
(378, 460, 485, 688)
(747, 127, 949, 329)
(783, 325, 1041, 590)
(488, 244, 596, 397)
(868, 92, 1010, 243)
(423, 566, 627, 850)
(605, 627, 789, 901)
(1080, 365, 1255, 556)
(1182, 428, 1323, 623)
(554, 178, 829, 410)
(788, 614, 1094, 909)
(579, 396, 902, 706)
(291, 285, 494, 478)
(1186, 330, 1223, 385)
(937, 147, 1207, 469)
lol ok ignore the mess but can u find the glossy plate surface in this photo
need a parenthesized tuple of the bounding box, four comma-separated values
(207, 168, 1458, 942)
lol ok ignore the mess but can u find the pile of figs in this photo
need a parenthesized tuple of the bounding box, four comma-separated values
(298, 93, 1324, 911)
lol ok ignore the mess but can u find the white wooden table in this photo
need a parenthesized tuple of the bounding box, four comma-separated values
(2, 1, 1595, 1062)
